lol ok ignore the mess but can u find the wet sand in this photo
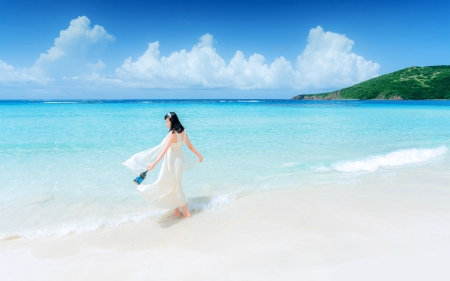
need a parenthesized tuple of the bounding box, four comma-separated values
(1, 167, 450, 281)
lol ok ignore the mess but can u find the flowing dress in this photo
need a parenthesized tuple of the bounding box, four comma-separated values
(123, 131, 197, 209)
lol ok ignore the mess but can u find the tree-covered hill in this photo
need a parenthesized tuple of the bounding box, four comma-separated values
(292, 65, 450, 100)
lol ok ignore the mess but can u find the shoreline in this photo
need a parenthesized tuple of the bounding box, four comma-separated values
(2, 166, 450, 280)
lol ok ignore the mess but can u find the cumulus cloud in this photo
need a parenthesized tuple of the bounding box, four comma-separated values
(0, 16, 114, 84)
(0, 60, 39, 83)
(115, 26, 379, 89)
(116, 34, 225, 87)
(115, 34, 298, 89)
(296, 26, 380, 88)
(31, 16, 114, 79)
(0, 21, 379, 92)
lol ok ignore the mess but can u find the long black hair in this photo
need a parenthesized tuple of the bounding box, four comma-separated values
(164, 112, 185, 134)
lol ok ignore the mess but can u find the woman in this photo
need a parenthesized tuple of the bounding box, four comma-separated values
(123, 112, 203, 218)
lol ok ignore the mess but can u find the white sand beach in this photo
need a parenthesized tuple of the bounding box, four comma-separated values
(2, 165, 450, 281)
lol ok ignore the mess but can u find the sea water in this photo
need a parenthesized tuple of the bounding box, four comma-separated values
(1, 100, 449, 239)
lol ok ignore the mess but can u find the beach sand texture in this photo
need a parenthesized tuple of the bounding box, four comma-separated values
(1, 166, 450, 281)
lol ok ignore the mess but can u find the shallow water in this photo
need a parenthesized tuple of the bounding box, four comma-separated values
(1, 99, 449, 239)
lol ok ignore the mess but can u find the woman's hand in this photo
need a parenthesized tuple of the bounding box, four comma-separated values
(147, 162, 156, 170)
(198, 155, 203, 163)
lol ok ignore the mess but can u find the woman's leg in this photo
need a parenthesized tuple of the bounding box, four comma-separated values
(181, 204, 191, 218)
(174, 207, 182, 217)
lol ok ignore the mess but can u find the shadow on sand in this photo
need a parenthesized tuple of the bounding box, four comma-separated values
(157, 196, 214, 228)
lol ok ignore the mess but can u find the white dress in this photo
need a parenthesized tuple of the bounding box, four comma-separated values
(123, 131, 197, 209)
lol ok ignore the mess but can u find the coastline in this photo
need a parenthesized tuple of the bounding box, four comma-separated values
(291, 96, 450, 101)
(291, 66, 450, 101)
(2, 164, 450, 280)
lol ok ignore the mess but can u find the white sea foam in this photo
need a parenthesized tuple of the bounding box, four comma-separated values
(0, 209, 165, 240)
(188, 194, 236, 213)
(237, 100, 261, 103)
(282, 162, 300, 168)
(331, 146, 448, 173)
(313, 165, 331, 172)
(44, 102, 78, 104)
(0, 194, 237, 240)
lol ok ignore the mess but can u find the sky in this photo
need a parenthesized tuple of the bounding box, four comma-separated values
(0, 0, 449, 99)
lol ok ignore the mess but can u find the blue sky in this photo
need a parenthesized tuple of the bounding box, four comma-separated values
(0, 0, 449, 99)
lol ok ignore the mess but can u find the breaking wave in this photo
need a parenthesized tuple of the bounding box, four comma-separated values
(0, 194, 236, 240)
(318, 146, 448, 173)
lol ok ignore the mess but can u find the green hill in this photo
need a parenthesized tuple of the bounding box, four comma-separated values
(292, 65, 450, 100)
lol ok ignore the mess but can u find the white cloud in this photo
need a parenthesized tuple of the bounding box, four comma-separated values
(31, 16, 114, 79)
(296, 26, 380, 88)
(0, 21, 379, 92)
(115, 26, 379, 90)
(225, 52, 298, 89)
(0, 16, 114, 84)
(116, 34, 229, 87)
(0, 60, 38, 83)
(115, 34, 298, 89)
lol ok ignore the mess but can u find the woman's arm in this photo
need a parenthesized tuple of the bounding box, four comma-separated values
(147, 133, 177, 170)
(185, 133, 203, 162)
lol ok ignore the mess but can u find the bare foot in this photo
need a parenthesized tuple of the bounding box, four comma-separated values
(173, 209, 182, 217)
(183, 213, 191, 218)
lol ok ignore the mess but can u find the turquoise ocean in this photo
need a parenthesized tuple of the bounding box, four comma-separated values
(1, 100, 449, 239)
